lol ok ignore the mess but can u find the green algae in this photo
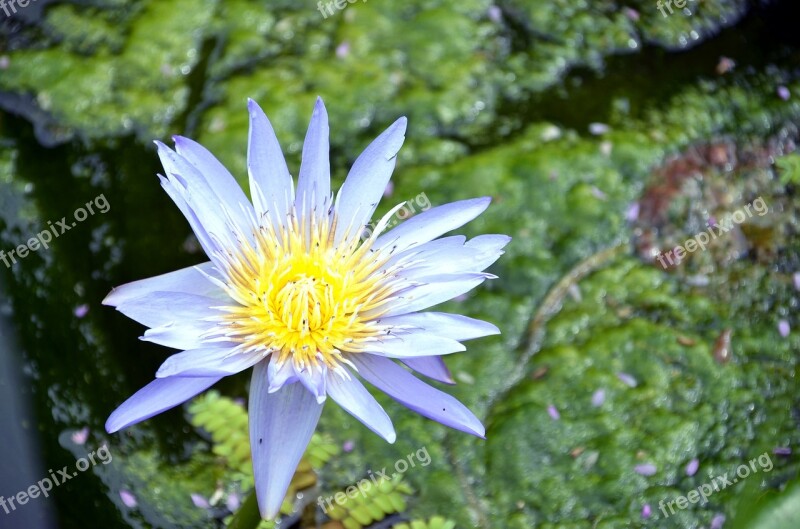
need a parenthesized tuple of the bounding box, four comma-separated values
(0, 0, 798, 527)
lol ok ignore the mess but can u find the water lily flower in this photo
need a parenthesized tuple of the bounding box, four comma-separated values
(104, 98, 508, 519)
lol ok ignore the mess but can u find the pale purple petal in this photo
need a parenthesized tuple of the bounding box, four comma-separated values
(155, 347, 260, 378)
(641, 504, 651, 519)
(173, 135, 255, 232)
(105, 375, 221, 433)
(249, 360, 323, 519)
(141, 321, 218, 350)
(247, 99, 293, 227)
(296, 363, 328, 404)
(343, 440, 355, 452)
(401, 356, 455, 384)
(375, 272, 491, 318)
(547, 404, 560, 420)
(374, 197, 492, 253)
(268, 356, 299, 393)
(634, 463, 657, 476)
(159, 176, 219, 256)
(773, 446, 792, 456)
(381, 312, 499, 342)
(335, 117, 407, 243)
(326, 371, 396, 442)
(778, 319, 790, 337)
(114, 292, 221, 330)
(711, 513, 725, 529)
(351, 354, 484, 437)
(793, 272, 800, 291)
(366, 333, 465, 358)
(74, 304, 89, 318)
(103, 262, 223, 307)
(157, 142, 244, 249)
(686, 458, 699, 476)
(778, 86, 791, 101)
(295, 98, 331, 218)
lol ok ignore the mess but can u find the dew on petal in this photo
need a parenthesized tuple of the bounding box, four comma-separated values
(634, 463, 657, 476)
(120, 489, 138, 508)
(617, 372, 638, 388)
(686, 458, 699, 476)
(71, 426, 89, 445)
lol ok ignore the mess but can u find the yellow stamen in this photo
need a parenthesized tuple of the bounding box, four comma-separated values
(212, 208, 400, 370)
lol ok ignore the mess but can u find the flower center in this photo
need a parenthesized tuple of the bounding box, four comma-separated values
(212, 210, 399, 370)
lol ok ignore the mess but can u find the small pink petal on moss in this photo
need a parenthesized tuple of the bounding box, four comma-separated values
(686, 458, 699, 476)
(625, 202, 640, 222)
(591, 389, 606, 407)
(547, 404, 560, 420)
(226, 492, 241, 511)
(120, 489, 137, 508)
(71, 426, 89, 445)
(343, 440, 355, 453)
(191, 494, 209, 509)
(617, 372, 638, 388)
(641, 503, 652, 519)
(778, 320, 790, 337)
(634, 463, 657, 476)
